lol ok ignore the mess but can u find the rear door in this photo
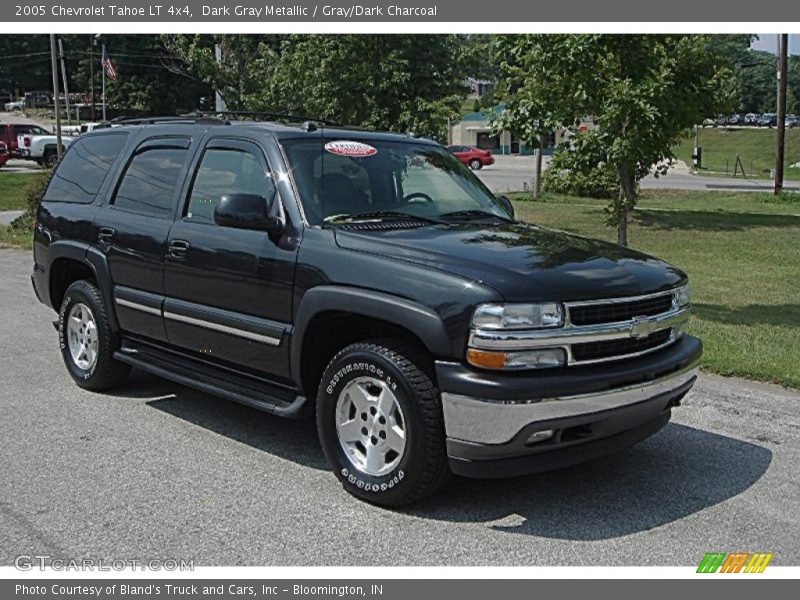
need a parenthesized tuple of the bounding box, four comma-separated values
(163, 136, 297, 378)
(94, 135, 194, 342)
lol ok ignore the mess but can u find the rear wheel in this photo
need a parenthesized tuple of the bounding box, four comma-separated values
(58, 280, 130, 390)
(43, 149, 58, 168)
(469, 158, 482, 170)
(316, 340, 450, 507)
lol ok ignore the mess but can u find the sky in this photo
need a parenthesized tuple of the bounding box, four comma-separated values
(750, 34, 800, 55)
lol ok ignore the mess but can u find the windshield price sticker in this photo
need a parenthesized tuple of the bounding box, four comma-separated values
(324, 141, 378, 157)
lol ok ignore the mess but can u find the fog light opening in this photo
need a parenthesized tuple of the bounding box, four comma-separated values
(525, 429, 555, 445)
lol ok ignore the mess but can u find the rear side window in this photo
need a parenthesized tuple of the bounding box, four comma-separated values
(42, 134, 128, 204)
(113, 145, 189, 217)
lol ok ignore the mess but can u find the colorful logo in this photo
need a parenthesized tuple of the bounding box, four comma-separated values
(697, 552, 773, 573)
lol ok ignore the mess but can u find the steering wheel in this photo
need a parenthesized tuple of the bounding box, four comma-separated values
(403, 192, 435, 204)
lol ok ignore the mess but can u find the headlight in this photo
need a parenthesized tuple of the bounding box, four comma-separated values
(675, 284, 691, 307)
(471, 302, 564, 330)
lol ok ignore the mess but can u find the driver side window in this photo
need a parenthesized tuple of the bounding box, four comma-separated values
(186, 146, 272, 223)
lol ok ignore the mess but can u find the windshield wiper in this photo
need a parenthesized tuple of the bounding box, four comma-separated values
(323, 211, 446, 225)
(439, 209, 512, 222)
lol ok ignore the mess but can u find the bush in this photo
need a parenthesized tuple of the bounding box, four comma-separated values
(10, 171, 50, 232)
(542, 146, 619, 199)
(472, 98, 480, 113)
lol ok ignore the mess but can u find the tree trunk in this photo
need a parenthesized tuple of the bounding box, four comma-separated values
(533, 135, 544, 199)
(617, 161, 636, 247)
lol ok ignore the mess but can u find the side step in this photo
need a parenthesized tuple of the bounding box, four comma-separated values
(114, 339, 307, 418)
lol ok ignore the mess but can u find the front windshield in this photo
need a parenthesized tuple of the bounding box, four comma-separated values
(280, 138, 510, 225)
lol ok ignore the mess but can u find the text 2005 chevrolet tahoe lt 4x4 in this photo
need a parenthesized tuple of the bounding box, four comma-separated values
(31, 116, 701, 506)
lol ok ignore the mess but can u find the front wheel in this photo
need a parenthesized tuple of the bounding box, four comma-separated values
(316, 340, 450, 507)
(469, 158, 482, 170)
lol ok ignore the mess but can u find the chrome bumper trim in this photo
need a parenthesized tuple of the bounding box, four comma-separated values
(441, 361, 699, 445)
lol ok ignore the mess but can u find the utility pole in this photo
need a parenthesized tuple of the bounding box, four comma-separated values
(775, 33, 788, 195)
(58, 38, 71, 126)
(49, 34, 63, 160)
(89, 34, 95, 121)
(214, 43, 226, 112)
(101, 43, 106, 122)
(533, 135, 544, 198)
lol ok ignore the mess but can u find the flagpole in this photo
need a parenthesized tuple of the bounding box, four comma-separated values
(101, 44, 106, 122)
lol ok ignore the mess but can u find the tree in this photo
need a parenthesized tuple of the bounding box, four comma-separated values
(166, 35, 470, 141)
(498, 35, 736, 245)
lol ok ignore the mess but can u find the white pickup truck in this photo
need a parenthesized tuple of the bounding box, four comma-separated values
(17, 132, 76, 168)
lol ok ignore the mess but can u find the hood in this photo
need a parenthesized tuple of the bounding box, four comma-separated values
(334, 222, 685, 302)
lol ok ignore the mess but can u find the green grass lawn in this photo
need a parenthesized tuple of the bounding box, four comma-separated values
(0, 172, 37, 211)
(510, 190, 800, 389)
(674, 127, 800, 180)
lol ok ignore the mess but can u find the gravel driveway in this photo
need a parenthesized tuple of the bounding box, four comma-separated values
(0, 249, 797, 566)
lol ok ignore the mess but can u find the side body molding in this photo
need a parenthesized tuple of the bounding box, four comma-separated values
(290, 285, 453, 385)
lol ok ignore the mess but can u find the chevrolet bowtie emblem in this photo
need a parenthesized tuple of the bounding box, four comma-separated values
(630, 316, 660, 339)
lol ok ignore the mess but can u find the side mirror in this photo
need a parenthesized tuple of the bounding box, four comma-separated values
(496, 195, 515, 220)
(214, 190, 284, 234)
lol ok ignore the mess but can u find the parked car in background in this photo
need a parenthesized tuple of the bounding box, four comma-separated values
(744, 113, 760, 126)
(0, 117, 51, 157)
(786, 115, 799, 128)
(714, 114, 728, 127)
(701, 117, 716, 128)
(17, 131, 75, 167)
(758, 113, 777, 127)
(446, 145, 495, 170)
(727, 114, 743, 126)
(4, 99, 25, 111)
(0, 141, 9, 169)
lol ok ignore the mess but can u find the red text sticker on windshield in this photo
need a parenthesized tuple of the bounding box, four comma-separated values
(324, 141, 378, 157)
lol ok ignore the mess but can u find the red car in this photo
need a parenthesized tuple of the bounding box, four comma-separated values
(0, 142, 9, 169)
(446, 145, 495, 170)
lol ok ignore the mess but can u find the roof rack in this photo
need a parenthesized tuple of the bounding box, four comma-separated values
(99, 115, 230, 128)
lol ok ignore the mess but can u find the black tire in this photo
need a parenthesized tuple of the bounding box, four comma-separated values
(58, 280, 130, 391)
(469, 158, 482, 170)
(316, 340, 450, 507)
(43, 150, 58, 168)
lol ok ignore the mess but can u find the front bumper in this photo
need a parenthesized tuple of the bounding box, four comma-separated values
(437, 335, 701, 478)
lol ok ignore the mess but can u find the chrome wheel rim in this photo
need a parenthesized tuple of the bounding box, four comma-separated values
(335, 376, 407, 477)
(66, 303, 99, 371)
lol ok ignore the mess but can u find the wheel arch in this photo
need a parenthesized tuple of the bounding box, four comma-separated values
(291, 286, 452, 398)
(47, 242, 118, 330)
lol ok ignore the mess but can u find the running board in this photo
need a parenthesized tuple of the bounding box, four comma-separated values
(114, 340, 307, 419)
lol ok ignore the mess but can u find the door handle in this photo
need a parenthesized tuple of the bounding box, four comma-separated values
(168, 239, 190, 259)
(97, 227, 115, 244)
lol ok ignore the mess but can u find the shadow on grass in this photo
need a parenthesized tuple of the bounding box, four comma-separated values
(633, 209, 800, 232)
(410, 423, 771, 540)
(694, 303, 800, 328)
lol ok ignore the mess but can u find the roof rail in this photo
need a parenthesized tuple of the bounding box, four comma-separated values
(99, 115, 230, 128)
(199, 110, 340, 127)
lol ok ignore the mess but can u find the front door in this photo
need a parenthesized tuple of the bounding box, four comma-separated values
(163, 137, 297, 379)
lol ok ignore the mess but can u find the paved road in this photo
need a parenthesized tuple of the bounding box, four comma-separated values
(0, 210, 23, 226)
(477, 156, 800, 194)
(0, 249, 798, 566)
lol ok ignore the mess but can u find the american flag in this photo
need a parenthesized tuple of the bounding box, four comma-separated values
(101, 46, 117, 80)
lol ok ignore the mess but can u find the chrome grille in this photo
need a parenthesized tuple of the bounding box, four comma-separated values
(571, 328, 673, 362)
(569, 294, 674, 326)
